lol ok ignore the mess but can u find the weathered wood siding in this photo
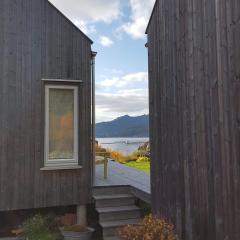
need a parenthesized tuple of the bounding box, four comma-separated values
(147, 0, 240, 239)
(0, 0, 93, 211)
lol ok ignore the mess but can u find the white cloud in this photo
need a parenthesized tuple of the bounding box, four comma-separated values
(96, 72, 149, 122)
(74, 20, 96, 35)
(119, 0, 155, 39)
(99, 36, 114, 47)
(49, 0, 121, 33)
(103, 68, 124, 75)
(96, 90, 148, 122)
(98, 72, 148, 88)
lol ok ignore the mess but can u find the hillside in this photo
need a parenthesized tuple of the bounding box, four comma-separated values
(96, 115, 149, 138)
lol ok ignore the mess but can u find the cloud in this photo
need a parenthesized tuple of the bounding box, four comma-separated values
(49, 0, 122, 33)
(96, 72, 149, 122)
(96, 89, 148, 122)
(103, 68, 124, 75)
(74, 20, 96, 35)
(99, 36, 114, 47)
(98, 72, 148, 89)
(119, 0, 155, 39)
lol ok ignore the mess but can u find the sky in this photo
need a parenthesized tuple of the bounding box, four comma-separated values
(48, 0, 155, 123)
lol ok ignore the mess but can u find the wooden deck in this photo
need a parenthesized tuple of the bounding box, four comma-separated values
(95, 160, 151, 195)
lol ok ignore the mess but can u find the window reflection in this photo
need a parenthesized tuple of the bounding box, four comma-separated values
(49, 89, 74, 159)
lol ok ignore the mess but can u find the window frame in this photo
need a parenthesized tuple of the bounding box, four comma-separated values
(44, 84, 79, 167)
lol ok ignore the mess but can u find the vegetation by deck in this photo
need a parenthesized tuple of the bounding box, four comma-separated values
(125, 161, 150, 174)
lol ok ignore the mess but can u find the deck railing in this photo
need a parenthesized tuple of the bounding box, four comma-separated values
(95, 152, 110, 179)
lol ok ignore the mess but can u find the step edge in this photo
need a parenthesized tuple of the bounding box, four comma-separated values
(97, 206, 140, 213)
(93, 194, 134, 200)
(101, 218, 141, 228)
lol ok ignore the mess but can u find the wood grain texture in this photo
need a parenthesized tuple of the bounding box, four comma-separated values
(146, 0, 240, 239)
(0, 0, 93, 211)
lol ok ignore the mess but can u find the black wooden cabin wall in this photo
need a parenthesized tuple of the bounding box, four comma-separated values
(0, 0, 92, 211)
(147, 0, 240, 239)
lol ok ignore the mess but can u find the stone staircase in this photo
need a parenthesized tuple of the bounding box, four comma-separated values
(93, 186, 141, 240)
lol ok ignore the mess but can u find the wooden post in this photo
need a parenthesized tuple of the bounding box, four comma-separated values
(104, 155, 108, 179)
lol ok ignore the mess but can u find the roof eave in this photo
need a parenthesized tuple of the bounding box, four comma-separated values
(47, 0, 94, 44)
(145, 0, 158, 34)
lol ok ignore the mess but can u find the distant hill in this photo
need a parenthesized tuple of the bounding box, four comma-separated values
(96, 115, 149, 138)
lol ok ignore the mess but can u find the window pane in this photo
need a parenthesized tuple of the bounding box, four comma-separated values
(49, 88, 74, 160)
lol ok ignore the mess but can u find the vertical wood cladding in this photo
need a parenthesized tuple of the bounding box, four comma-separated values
(147, 0, 240, 239)
(0, 0, 93, 211)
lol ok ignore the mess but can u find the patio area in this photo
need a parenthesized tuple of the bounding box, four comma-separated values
(95, 160, 151, 195)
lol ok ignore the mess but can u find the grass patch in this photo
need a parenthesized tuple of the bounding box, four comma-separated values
(125, 161, 150, 173)
(96, 143, 150, 173)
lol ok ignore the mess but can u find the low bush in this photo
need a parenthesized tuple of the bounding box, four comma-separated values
(108, 149, 125, 162)
(96, 143, 107, 153)
(136, 156, 150, 163)
(132, 149, 150, 158)
(118, 214, 178, 240)
(22, 214, 63, 240)
(107, 150, 137, 164)
(138, 142, 150, 152)
(95, 144, 149, 164)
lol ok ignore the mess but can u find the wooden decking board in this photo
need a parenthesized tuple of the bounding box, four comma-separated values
(95, 161, 150, 195)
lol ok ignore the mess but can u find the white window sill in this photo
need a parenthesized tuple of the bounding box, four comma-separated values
(40, 165, 83, 171)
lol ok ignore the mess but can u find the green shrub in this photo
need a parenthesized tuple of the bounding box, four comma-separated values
(132, 149, 150, 158)
(22, 214, 63, 240)
(138, 142, 150, 152)
(136, 156, 150, 163)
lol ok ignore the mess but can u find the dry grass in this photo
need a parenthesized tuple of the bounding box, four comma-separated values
(118, 214, 178, 240)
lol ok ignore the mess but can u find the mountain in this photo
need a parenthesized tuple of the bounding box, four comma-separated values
(96, 115, 149, 138)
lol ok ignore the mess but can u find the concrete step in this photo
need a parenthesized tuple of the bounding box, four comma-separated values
(101, 218, 140, 237)
(93, 186, 131, 196)
(97, 205, 140, 222)
(93, 194, 135, 208)
(93, 186, 141, 239)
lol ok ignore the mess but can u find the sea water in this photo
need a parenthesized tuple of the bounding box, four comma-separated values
(96, 137, 149, 155)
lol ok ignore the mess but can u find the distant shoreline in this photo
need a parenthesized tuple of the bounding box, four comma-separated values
(97, 137, 149, 155)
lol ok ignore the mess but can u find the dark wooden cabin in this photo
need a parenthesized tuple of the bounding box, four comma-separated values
(0, 0, 93, 213)
(146, 0, 240, 239)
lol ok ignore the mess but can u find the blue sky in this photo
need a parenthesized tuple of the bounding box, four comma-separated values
(49, 0, 155, 122)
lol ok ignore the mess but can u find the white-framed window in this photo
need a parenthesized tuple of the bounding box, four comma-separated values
(44, 84, 78, 167)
